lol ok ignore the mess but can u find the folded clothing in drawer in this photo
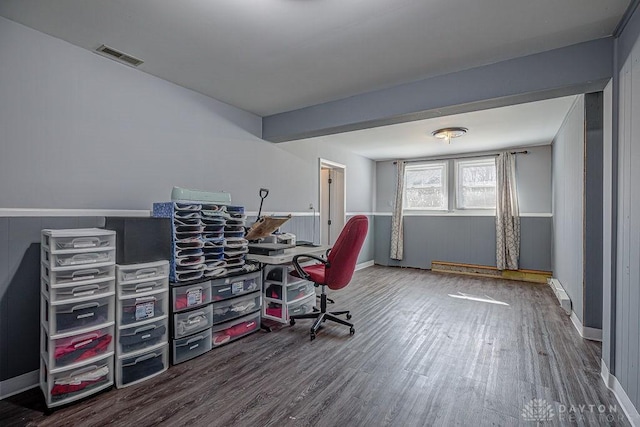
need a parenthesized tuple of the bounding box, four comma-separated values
(211, 272, 260, 301)
(211, 312, 260, 347)
(119, 319, 167, 354)
(51, 327, 113, 368)
(49, 361, 111, 401)
(118, 345, 167, 387)
(47, 295, 113, 335)
(172, 282, 211, 311)
(119, 293, 167, 326)
(212, 292, 261, 324)
(172, 330, 212, 364)
(174, 304, 213, 338)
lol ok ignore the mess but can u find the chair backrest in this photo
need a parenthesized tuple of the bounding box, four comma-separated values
(324, 215, 369, 290)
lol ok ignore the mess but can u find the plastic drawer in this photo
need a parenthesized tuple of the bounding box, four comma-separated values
(42, 230, 116, 253)
(40, 354, 113, 408)
(42, 325, 115, 371)
(211, 312, 260, 347)
(42, 294, 114, 336)
(42, 246, 115, 269)
(116, 343, 168, 388)
(211, 271, 260, 301)
(212, 292, 261, 324)
(43, 276, 115, 303)
(264, 282, 283, 301)
(41, 264, 115, 288)
(286, 281, 316, 303)
(172, 330, 212, 364)
(116, 261, 169, 283)
(173, 304, 213, 338)
(118, 291, 168, 326)
(118, 317, 168, 355)
(265, 294, 316, 321)
(119, 277, 168, 299)
(172, 282, 211, 312)
(264, 265, 309, 286)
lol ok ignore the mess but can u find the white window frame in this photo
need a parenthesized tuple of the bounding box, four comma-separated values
(455, 157, 497, 210)
(403, 161, 448, 211)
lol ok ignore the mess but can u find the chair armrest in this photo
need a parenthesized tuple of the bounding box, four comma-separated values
(292, 254, 328, 282)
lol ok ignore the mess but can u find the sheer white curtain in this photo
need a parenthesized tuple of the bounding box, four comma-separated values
(495, 152, 520, 270)
(390, 161, 405, 260)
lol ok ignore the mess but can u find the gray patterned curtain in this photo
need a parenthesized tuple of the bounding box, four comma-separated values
(496, 152, 520, 270)
(390, 161, 405, 260)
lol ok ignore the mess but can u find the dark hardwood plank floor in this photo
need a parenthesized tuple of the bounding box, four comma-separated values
(0, 266, 629, 426)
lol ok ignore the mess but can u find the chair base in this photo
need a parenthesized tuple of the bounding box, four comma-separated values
(290, 289, 354, 340)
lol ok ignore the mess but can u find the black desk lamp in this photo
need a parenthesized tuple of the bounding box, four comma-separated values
(257, 188, 269, 220)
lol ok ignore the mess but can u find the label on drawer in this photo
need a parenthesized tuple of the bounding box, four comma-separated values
(135, 301, 155, 321)
(231, 281, 243, 294)
(187, 289, 203, 306)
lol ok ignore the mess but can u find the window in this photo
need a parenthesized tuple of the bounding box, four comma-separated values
(403, 162, 448, 210)
(456, 158, 496, 209)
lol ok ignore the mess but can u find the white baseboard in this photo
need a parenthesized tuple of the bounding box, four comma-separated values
(547, 278, 571, 315)
(0, 370, 38, 400)
(601, 360, 640, 426)
(356, 260, 374, 271)
(570, 311, 603, 341)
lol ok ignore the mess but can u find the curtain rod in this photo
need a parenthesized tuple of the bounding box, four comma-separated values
(393, 150, 528, 164)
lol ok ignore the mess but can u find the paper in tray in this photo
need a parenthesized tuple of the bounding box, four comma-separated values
(245, 215, 292, 241)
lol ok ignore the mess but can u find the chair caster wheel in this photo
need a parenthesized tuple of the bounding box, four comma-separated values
(310, 332, 316, 341)
(346, 314, 352, 320)
(350, 327, 355, 336)
(290, 319, 295, 326)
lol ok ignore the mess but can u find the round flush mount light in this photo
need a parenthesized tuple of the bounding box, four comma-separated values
(432, 127, 468, 144)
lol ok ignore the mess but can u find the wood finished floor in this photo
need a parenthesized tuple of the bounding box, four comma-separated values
(0, 266, 629, 426)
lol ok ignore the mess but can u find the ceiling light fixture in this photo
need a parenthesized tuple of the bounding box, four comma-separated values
(432, 127, 468, 144)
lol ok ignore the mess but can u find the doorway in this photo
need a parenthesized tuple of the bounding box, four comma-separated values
(319, 159, 346, 246)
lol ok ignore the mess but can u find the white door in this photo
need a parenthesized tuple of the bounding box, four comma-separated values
(319, 160, 346, 246)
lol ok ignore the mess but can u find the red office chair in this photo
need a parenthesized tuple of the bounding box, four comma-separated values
(289, 215, 369, 340)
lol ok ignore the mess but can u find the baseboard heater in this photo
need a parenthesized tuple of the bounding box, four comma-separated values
(430, 261, 551, 284)
(547, 278, 572, 315)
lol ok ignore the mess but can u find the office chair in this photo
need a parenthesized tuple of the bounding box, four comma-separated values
(289, 215, 368, 340)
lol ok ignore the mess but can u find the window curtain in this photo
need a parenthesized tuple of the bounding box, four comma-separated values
(495, 152, 520, 270)
(390, 161, 405, 260)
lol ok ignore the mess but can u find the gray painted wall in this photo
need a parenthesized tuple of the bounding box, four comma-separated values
(0, 16, 375, 386)
(613, 4, 640, 411)
(374, 215, 551, 271)
(552, 96, 586, 323)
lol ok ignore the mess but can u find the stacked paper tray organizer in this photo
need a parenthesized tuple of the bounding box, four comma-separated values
(115, 261, 169, 388)
(40, 228, 116, 408)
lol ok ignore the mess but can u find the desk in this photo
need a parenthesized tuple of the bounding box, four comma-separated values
(247, 245, 330, 326)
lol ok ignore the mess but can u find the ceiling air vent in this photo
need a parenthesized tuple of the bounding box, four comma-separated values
(96, 44, 144, 67)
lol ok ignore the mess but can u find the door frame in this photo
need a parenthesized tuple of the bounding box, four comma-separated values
(318, 158, 346, 246)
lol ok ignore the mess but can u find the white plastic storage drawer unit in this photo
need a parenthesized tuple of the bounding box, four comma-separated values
(116, 261, 169, 283)
(265, 293, 316, 322)
(173, 304, 213, 338)
(264, 265, 307, 287)
(210, 271, 260, 302)
(117, 317, 168, 355)
(42, 248, 115, 270)
(116, 343, 168, 388)
(172, 330, 212, 364)
(43, 276, 115, 304)
(41, 324, 115, 372)
(212, 292, 261, 324)
(40, 353, 114, 408)
(42, 229, 116, 252)
(172, 282, 212, 312)
(119, 277, 168, 299)
(118, 291, 168, 327)
(41, 293, 115, 336)
(211, 311, 260, 347)
(42, 264, 115, 288)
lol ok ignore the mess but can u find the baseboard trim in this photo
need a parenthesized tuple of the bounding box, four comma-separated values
(547, 278, 572, 315)
(601, 360, 640, 426)
(431, 261, 551, 284)
(570, 311, 602, 341)
(0, 370, 38, 400)
(356, 260, 374, 271)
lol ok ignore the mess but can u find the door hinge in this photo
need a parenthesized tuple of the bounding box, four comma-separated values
(328, 178, 332, 184)
(328, 219, 332, 225)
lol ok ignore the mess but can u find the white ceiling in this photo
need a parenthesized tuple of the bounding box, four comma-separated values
(0, 1, 624, 161)
(296, 95, 578, 160)
(0, 0, 629, 117)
